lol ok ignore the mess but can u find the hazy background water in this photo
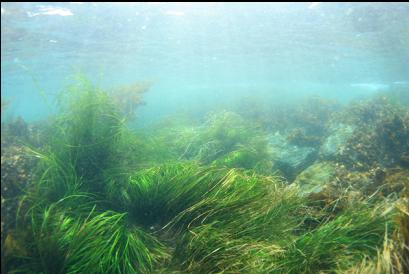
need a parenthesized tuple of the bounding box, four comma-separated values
(2, 2, 409, 125)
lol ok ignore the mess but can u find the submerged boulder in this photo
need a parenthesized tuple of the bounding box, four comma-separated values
(269, 133, 317, 181)
(293, 162, 337, 195)
(370, 168, 408, 197)
(320, 96, 409, 171)
(1, 145, 38, 274)
(320, 123, 355, 159)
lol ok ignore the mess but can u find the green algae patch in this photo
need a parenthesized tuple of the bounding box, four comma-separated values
(293, 162, 337, 195)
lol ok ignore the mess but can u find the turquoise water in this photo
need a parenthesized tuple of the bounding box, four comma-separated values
(2, 2, 409, 124)
(2, 4, 409, 273)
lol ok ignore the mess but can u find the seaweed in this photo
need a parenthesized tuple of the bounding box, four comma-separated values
(275, 203, 394, 273)
(143, 110, 272, 172)
(9, 199, 169, 274)
(3, 76, 404, 273)
(326, 95, 409, 171)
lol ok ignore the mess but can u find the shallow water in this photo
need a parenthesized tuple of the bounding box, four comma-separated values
(2, 2, 409, 123)
(1, 3, 409, 274)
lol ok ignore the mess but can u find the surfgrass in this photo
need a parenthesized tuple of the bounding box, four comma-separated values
(11, 197, 170, 274)
(5, 76, 397, 274)
(274, 202, 394, 273)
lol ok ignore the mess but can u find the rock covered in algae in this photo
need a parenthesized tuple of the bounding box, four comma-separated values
(320, 123, 355, 158)
(379, 168, 409, 196)
(1, 145, 37, 274)
(1, 116, 42, 274)
(294, 160, 408, 200)
(319, 96, 409, 171)
(269, 132, 317, 181)
(293, 162, 337, 195)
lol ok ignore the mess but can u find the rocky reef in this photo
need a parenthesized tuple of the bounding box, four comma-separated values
(321, 96, 409, 171)
(1, 117, 41, 274)
(2, 84, 408, 273)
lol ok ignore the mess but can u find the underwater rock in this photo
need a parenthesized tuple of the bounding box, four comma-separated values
(379, 168, 409, 197)
(287, 128, 322, 148)
(1, 117, 46, 148)
(1, 145, 37, 274)
(4, 231, 28, 258)
(274, 146, 317, 182)
(1, 97, 10, 115)
(295, 160, 407, 208)
(376, 114, 409, 166)
(321, 96, 409, 171)
(320, 123, 355, 159)
(293, 162, 337, 195)
(1, 119, 45, 273)
(269, 133, 317, 181)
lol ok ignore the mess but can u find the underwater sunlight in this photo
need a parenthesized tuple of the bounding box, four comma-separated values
(1, 2, 409, 274)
